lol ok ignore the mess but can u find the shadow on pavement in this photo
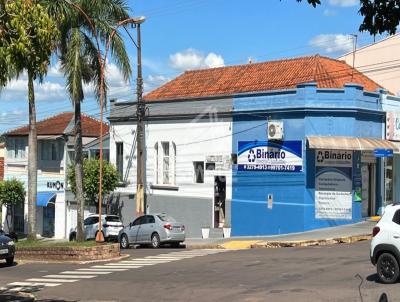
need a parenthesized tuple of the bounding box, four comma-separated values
(0, 261, 19, 268)
(366, 273, 379, 283)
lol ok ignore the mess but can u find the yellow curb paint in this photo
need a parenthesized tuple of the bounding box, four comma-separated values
(220, 240, 262, 250)
(370, 216, 381, 222)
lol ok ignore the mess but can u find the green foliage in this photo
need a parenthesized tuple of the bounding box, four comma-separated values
(359, 0, 400, 35)
(38, 0, 132, 105)
(67, 159, 119, 206)
(0, 0, 60, 84)
(294, 0, 400, 35)
(0, 179, 25, 207)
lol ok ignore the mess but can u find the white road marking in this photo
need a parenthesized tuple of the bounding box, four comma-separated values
(44, 274, 96, 279)
(0, 249, 231, 296)
(8, 282, 61, 287)
(77, 268, 127, 272)
(91, 265, 142, 269)
(62, 270, 114, 274)
(26, 278, 78, 283)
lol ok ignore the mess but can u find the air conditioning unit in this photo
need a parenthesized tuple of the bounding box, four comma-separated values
(267, 121, 284, 140)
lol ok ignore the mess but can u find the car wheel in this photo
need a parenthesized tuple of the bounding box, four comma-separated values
(151, 233, 160, 248)
(120, 234, 129, 249)
(6, 257, 14, 266)
(377, 252, 400, 284)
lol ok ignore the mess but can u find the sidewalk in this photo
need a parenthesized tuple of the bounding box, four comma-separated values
(185, 220, 376, 250)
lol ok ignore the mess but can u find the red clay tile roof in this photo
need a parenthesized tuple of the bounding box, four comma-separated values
(5, 112, 109, 137)
(145, 55, 384, 101)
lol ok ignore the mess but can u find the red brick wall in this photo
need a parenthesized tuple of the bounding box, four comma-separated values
(0, 157, 4, 180)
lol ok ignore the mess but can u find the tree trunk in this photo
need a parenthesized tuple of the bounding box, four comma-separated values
(27, 70, 37, 240)
(74, 100, 85, 242)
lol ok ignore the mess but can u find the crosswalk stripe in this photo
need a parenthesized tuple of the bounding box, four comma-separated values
(43, 274, 95, 279)
(106, 262, 153, 265)
(121, 260, 171, 264)
(91, 265, 142, 269)
(62, 270, 114, 274)
(77, 268, 127, 272)
(8, 282, 61, 287)
(126, 259, 171, 262)
(27, 278, 78, 283)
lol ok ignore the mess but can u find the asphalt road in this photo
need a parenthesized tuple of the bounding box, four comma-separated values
(0, 241, 399, 302)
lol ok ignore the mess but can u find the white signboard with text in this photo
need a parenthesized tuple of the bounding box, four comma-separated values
(386, 111, 400, 141)
(315, 149, 352, 220)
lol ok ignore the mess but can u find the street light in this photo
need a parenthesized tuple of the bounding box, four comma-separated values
(65, 0, 145, 242)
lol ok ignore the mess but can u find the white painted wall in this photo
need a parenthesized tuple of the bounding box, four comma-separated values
(110, 119, 233, 201)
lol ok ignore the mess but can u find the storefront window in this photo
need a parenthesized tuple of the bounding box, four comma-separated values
(385, 157, 394, 205)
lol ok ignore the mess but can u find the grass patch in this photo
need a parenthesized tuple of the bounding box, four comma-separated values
(16, 239, 105, 249)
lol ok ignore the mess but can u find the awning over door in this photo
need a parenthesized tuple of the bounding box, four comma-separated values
(37, 192, 56, 207)
(307, 136, 399, 151)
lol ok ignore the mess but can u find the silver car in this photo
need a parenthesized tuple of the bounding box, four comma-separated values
(119, 214, 185, 248)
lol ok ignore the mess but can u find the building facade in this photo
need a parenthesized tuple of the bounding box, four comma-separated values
(109, 55, 397, 237)
(1, 112, 108, 239)
(339, 34, 400, 96)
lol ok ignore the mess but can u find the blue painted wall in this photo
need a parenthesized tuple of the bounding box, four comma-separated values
(232, 83, 385, 236)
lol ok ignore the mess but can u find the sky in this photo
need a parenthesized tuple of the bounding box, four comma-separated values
(0, 0, 390, 133)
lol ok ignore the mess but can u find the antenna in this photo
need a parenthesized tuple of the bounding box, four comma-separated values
(350, 34, 358, 81)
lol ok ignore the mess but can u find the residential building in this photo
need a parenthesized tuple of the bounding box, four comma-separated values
(109, 55, 398, 237)
(339, 34, 400, 96)
(1, 112, 109, 238)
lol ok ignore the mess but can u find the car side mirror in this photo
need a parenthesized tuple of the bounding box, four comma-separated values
(129, 222, 132, 228)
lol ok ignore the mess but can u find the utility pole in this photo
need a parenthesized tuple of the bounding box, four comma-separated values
(135, 17, 146, 217)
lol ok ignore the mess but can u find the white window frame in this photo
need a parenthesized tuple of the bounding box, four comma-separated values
(7, 137, 26, 159)
(154, 141, 176, 185)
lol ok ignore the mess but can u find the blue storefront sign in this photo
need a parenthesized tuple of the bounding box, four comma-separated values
(237, 141, 303, 172)
(374, 149, 393, 157)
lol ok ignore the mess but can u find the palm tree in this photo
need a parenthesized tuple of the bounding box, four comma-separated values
(0, 0, 59, 240)
(40, 0, 132, 241)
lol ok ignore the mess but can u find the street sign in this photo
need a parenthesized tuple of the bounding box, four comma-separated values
(374, 149, 393, 157)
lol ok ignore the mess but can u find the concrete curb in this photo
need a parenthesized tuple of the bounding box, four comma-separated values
(251, 234, 372, 249)
(185, 244, 224, 249)
(14, 253, 130, 265)
(185, 234, 372, 250)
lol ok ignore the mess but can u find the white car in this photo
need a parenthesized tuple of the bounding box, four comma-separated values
(370, 203, 400, 284)
(69, 214, 123, 241)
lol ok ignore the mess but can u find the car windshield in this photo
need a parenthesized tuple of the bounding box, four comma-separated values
(105, 216, 121, 222)
(157, 214, 176, 222)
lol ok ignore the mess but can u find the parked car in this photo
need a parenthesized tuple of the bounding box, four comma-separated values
(119, 214, 185, 249)
(371, 203, 400, 284)
(0, 234, 15, 266)
(69, 214, 123, 241)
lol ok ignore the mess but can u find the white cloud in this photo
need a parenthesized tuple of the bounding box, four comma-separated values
(309, 34, 354, 54)
(0, 62, 133, 103)
(47, 61, 63, 78)
(169, 48, 225, 71)
(328, 0, 358, 7)
(0, 108, 27, 129)
(144, 74, 170, 93)
(323, 9, 337, 16)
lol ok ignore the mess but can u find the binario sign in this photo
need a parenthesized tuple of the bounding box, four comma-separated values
(237, 141, 302, 172)
(316, 149, 352, 167)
